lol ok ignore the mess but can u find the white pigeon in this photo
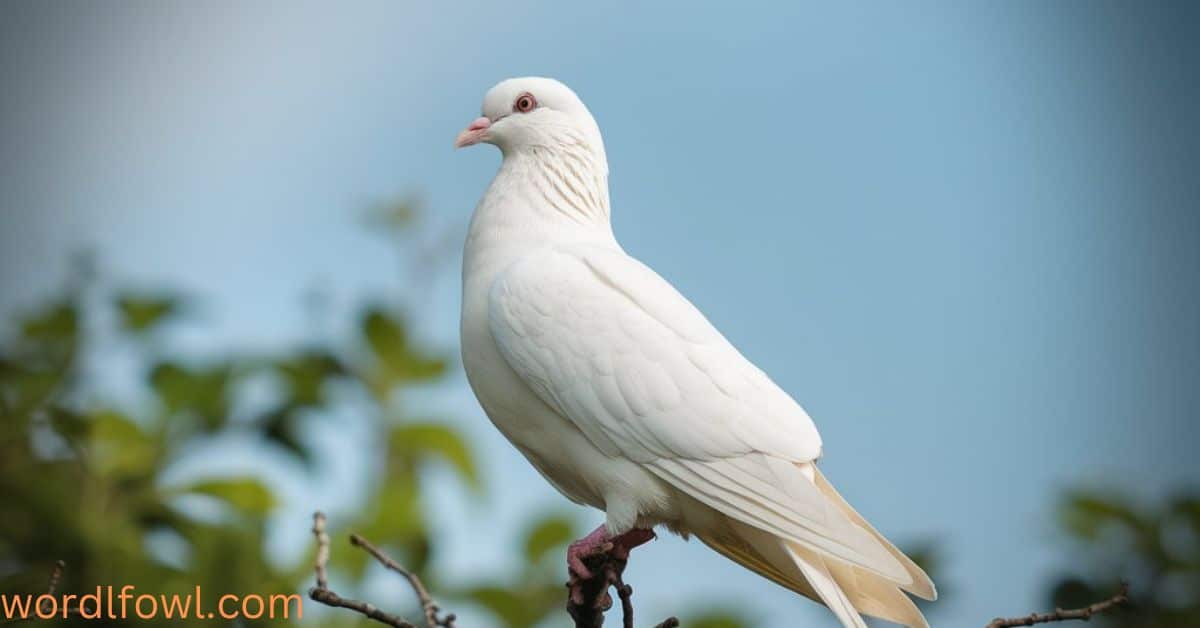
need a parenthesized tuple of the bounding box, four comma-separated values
(455, 77, 936, 628)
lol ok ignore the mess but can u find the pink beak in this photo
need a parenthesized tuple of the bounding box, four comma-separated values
(454, 116, 491, 149)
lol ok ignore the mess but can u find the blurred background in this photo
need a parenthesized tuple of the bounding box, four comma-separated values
(2, 1, 1198, 626)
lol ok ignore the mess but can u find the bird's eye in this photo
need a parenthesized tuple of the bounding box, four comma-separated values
(513, 93, 537, 113)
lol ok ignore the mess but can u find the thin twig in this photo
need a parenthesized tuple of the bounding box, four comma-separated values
(604, 563, 634, 628)
(38, 561, 65, 615)
(986, 582, 1130, 628)
(306, 512, 455, 628)
(350, 534, 454, 627)
(3, 561, 74, 625)
(309, 587, 417, 628)
(312, 512, 329, 590)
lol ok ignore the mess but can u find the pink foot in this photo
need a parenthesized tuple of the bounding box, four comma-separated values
(566, 525, 657, 579)
(567, 525, 612, 579)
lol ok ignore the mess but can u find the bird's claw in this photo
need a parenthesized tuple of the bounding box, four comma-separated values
(567, 540, 614, 580)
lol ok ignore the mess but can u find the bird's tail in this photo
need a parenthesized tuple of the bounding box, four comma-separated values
(696, 465, 936, 628)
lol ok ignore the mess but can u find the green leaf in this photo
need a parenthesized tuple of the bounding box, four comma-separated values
(686, 614, 748, 628)
(275, 350, 345, 407)
(175, 478, 276, 516)
(149, 361, 230, 429)
(364, 308, 408, 363)
(260, 406, 314, 465)
(900, 539, 948, 611)
(390, 423, 479, 490)
(364, 198, 421, 233)
(1060, 491, 1146, 540)
(90, 409, 158, 479)
(523, 515, 576, 564)
(116, 295, 179, 333)
(3, 366, 60, 419)
(899, 539, 942, 581)
(362, 308, 447, 391)
(464, 586, 525, 625)
(1170, 495, 1200, 533)
(20, 301, 77, 343)
(460, 584, 562, 627)
(683, 610, 753, 628)
(48, 405, 89, 443)
(1049, 577, 1104, 612)
(337, 472, 427, 577)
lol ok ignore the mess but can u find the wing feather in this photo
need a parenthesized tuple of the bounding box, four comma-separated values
(488, 245, 821, 463)
(649, 457, 905, 580)
(488, 245, 907, 582)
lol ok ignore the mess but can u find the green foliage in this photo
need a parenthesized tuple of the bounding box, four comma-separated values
(364, 196, 422, 233)
(0, 217, 493, 625)
(390, 422, 480, 490)
(149, 361, 233, 431)
(460, 584, 565, 627)
(902, 539, 948, 617)
(1, 289, 303, 626)
(172, 478, 277, 516)
(116, 294, 179, 334)
(1049, 489, 1200, 627)
(19, 300, 77, 344)
(274, 349, 346, 408)
(681, 609, 754, 628)
(523, 515, 576, 565)
(362, 307, 447, 398)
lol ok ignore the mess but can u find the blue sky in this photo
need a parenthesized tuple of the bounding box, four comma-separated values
(2, 1, 1198, 625)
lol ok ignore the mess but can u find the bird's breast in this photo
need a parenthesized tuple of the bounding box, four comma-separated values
(460, 245, 601, 506)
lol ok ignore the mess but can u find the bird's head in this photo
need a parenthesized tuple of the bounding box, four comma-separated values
(454, 77, 606, 166)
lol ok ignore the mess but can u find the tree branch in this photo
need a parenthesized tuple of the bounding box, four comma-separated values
(309, 587, 418, 628)
(986, 583, 1129, 628)
(3, 561, 75, 625)
(306, 511, 456, 628)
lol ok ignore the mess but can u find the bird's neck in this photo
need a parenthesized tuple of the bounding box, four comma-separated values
(504, 143, 611, 225)
(467, 145, 616, 256)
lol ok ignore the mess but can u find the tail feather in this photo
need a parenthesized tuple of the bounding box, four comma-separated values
(699, 533, 816, 599)
(825, 560, 929, 628)
(786, 544, 869, 628)
(812, 466, 937, 601)
(692, 466, 934, 627)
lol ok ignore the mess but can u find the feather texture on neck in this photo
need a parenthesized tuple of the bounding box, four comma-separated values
(464, 142, 616, 283)
(495, 130, 611, 230)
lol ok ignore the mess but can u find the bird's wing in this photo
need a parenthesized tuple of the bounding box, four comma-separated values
(487, 245, 908, 581)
